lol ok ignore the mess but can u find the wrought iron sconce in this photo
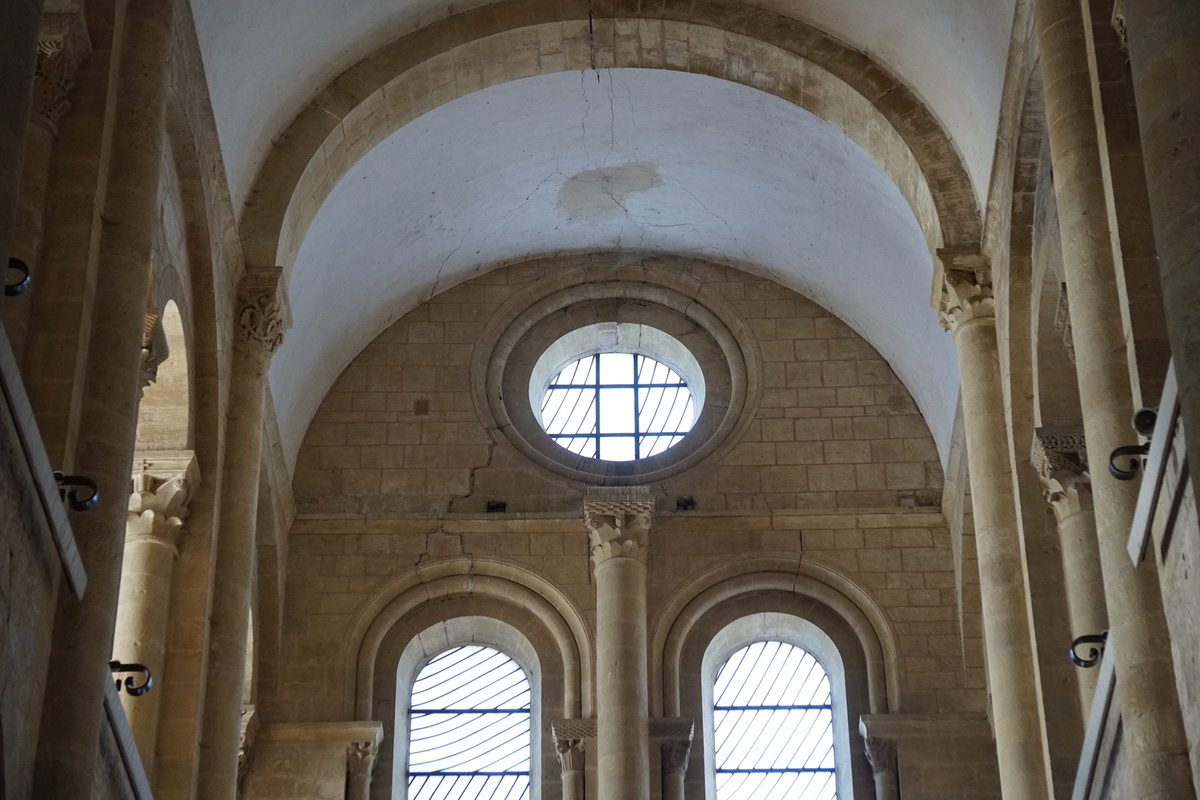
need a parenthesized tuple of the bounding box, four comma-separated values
(1108, 407, 1158, 480)
(54, 472, 99, 511)
(1070, 632, 1108, 668)
(4, 258, 30, 297)
(109, 661, 153, 696)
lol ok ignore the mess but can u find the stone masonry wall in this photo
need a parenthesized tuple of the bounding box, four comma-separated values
(292, 257, 945, 516)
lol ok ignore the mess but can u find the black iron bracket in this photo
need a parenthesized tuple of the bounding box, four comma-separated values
(4, 258, 30, 297)
(1070, 632, 1108, 668)
(1108, 407, 1159, 480)
(53, 472, 98, 511)
(109, 661, 153, 696)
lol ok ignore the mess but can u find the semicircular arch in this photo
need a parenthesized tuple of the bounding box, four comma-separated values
(239, 2, 981, 274)
(651, 556, 901, 718)
(346, 557, 595, 719)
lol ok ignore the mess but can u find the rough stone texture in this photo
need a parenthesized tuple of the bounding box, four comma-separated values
(293, 257, 944, 516)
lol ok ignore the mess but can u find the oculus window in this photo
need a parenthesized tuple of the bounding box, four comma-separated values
(713, 641, 838, 799)
(538, 352, 696, 461)
(407, 645, 531, 799)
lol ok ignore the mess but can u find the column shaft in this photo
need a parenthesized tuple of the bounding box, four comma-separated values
(196, 343, 269, 800)
(31, 0, 174, 795)
(1035, 0, 1195, 794)
(953, 316, 1052, 800)
(1123, 0, 1200, 513)
(594, 555, 649, 800)
(196, 269, 287, 800)
(0, 0, 42, 263)
(1056, 500, 1107, 711)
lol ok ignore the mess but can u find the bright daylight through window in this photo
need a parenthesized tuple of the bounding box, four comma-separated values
(714, 641, 838, 800)
(407, 646, 531, 800)
(539, 352, 695, 461)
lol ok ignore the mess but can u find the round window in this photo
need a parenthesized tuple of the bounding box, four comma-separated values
(529, 322, 705, 462)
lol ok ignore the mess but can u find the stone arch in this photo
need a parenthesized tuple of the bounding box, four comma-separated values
(651, 555, 900, 718)
(238, 1, 982, 274)
(347, 557, 594, 720)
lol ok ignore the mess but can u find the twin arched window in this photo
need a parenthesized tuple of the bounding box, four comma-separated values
(403, 639, 839, 799)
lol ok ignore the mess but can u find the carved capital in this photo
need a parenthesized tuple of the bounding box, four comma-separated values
(1031, 430, 1090, 522)
(555, 738, 586, 773)
(1111, 0, 1128, 53)
(238, 704, 260, 784)
(127, 451, 199, 550)
(584, 487, 654, 564)
(936, 248, 994, 332)
(864, 736, 897, 775)
(346, 740, 379, 776)
(139, 308, 170, 398)
(33, 11, 91, 132)
(1053, 287, 1076, 364)
(237, 267, 290, 353)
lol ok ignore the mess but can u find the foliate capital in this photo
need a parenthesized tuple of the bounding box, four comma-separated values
(936, 248, 994, 332)
(127, 451, 200, 549)
(33, 11, 91, 132)
(346, 740, 379, 776)
(1031, 430, 1090, 521)
(863, 736, 897, 775)
(584, 487, 654, 564)
(237, 267, 291, 353)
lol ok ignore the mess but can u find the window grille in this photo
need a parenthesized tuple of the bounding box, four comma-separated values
(539, 352, 695, 461)
(713, 641, 838, 799)
(408, 645, 531, 800)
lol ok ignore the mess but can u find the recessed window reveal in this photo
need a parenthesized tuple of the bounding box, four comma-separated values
(530, 324, 703, 462)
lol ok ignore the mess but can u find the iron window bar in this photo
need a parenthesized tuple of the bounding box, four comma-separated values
(540, 353, 694, 460)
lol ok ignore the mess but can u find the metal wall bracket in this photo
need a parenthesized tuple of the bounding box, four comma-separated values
(53, 472, 98, 511)
(4, 258, 30, 297)
(109, 661, 153, 696)
(1070, 632, 1108, 668)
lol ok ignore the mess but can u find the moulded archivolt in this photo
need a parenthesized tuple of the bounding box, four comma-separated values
(470, 257, 762, 486)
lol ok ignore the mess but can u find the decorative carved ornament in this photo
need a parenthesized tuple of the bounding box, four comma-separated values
(238, 704, 260, 784)
(1111, 0, 1128, 53)
(863, 736, 897, 775)
(33, 11, 91, 132)
(346, 740, 379, 775)
(583, 486, 654, 564)
(127, 451, 199, 551)
(138, 307, 170, 397)
(655, 718, 694, 777)
(1053, 286, 1076, 364)
(236, 267, 291, 353)
(936, 248, 994, 332)
(1031, 429, 1090, 521)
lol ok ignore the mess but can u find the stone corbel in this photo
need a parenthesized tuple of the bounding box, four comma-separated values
(33, 10, 91, 133)
(583, 486, 655, 564)
(237, 704, 260, 785)
(653, 718, 695, 778)
(1031, 429, 1090, 522)
(863, 736, 897, 776)
(346, 739, 379, 780)
(936, 248, 994, 332)
(138, 307, 170, 398)
(237, 266, 291, 354)
(127, 451, 200, 552)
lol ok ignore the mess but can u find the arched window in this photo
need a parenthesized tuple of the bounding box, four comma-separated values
(407, 645, 532, 799)
(712, 641, 838, 799)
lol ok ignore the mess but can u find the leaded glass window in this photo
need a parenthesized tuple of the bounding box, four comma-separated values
(539, 352, 695, 461)
(713, 641, 838, 799)
(407, 645, 531, 799)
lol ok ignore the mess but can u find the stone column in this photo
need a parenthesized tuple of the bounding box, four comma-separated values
(1035, 0, 1195, 794)
(555, 736, 586, 800)
(112, 451, 198, 779)
(660, 736, 692, 800)
(0, 0, 43, 265)
(584, 487, 653, 800)
(4, 12, 90, 358)
(863, 737, 899, 800)
(1122, 0, 1200, 516)
(31, 0, 176, 795)
(346, 740, 379, 800)
(196, 267, 289, 800)
(938, 255, 1052, 800)
(1031, 431, 1107, 714)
